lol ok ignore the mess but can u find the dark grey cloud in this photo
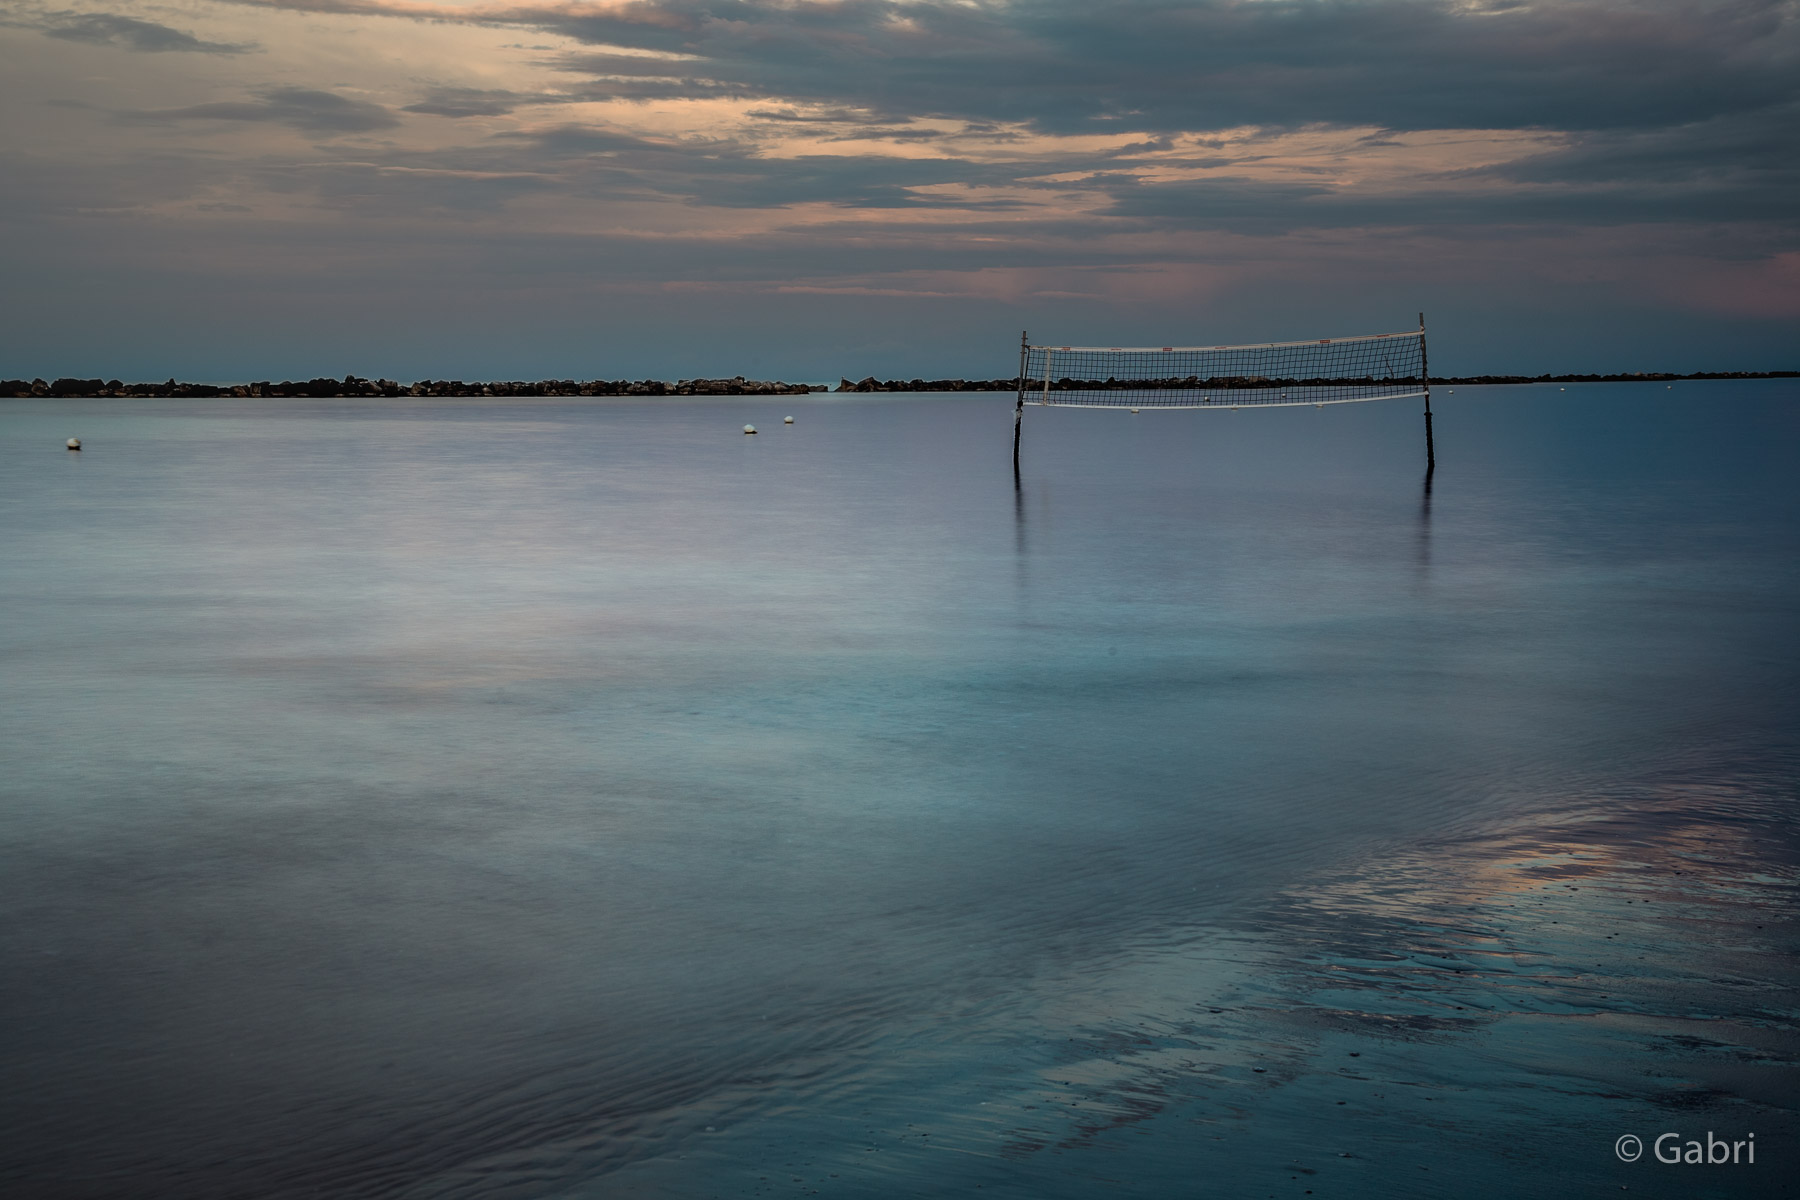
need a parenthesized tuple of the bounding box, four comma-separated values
(1479, 103, 1800, 188)
(42, 12, 254, 53)
(125, 88, 400, 132)
(479, 0, 1800, 136)
(403, 88, 537, 118)
(236, 0, 1797, 134)
(822, 126, 950, 143)
(746, 107, 915, 126)
(1098, 173, 1800, 236)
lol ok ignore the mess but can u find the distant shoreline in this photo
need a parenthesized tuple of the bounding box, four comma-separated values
(4, 370, 1794, 399)
(3, 375, 826, 399)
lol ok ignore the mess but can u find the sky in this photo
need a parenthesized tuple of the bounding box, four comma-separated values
(2, 0, 1796, 380)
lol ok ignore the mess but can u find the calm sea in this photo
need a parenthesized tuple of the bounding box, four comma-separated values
(2, 384, 1796, 1199)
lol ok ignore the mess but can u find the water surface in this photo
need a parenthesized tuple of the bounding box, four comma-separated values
(2, 384, 1795, 1198)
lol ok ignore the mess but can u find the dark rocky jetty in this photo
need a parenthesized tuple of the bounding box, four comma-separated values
(3, 370, 1790, 399)
(836, 377, 1023, 392)
(2, 375, 828, 398)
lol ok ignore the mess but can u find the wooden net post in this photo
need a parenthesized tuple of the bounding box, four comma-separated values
(1420, 312, 1435, 476)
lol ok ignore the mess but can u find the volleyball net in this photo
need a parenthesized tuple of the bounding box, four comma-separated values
(1020, 330, 1427, 408)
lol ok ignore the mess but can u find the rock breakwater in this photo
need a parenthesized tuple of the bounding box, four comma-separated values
(2, 375, 827, 399)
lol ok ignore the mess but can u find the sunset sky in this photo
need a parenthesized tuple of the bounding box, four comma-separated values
(3, 0, 1795, 380)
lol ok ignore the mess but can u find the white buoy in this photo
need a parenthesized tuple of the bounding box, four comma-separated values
(1559, 387, 1566, 391)
(1129, 408, 1140, 414)
(1315, 402, 1324, 408)
(743, 424, 757, 435)
(783, 415, 794, 424)
(66, 438, 81, 451)
(1447, 389, 1455, 394)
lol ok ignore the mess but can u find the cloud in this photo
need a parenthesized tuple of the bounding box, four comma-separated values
(125, 88, 401, 132)
(403, 87, 538, 118)
(7, 0, 1795, 371)
(42, 12, 255, 53)
(190, 0, 1797, 237)
(1483, 103, 1800, 189)
(258, 160, 560, 214)
(1098, 174, 1800, 236)
(746, 107, 915, 126)
(466, 118, 1049, 209)
(224, 0, 1800, 135)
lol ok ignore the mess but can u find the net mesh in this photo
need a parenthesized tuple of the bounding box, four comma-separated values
(1021, 331, 1426, 408)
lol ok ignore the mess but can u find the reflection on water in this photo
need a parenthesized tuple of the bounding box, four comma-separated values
(1417, 465, 1433, 575)
(0, 384, 1796, 1198)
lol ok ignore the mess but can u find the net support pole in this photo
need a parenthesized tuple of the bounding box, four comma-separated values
(1013, 330, 1027, 475)
(1420, 312, 1435, 476)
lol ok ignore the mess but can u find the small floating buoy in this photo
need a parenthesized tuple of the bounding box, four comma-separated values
(1447, 389, 1455, 394)
(66, 438, 81, 451)
(783, 415, 794, 424)
(1129, 408, 1140, 414)
(1559, 387, 1565, 391)
(1314, 403, 1323, 408)
(743, 424, 757, 435)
